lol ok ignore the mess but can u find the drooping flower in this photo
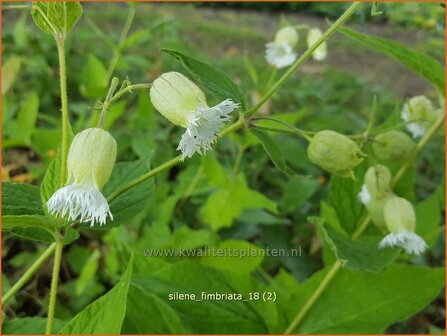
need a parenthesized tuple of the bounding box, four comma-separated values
(265, 26, 298, 68)
(149, 72, 239, 160)
(401, 95, 438, 138)
(307, 28, 327, 61)
(358, 165, 393, 229)
(47, 128, 117, 227)
(307, 130, 363, 178)
(379, 195, 427, 254)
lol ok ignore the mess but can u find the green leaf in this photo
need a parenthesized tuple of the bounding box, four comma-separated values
(2, 56, 21, 95)
(161, 48, 246, 109)
(2, 183, 44, 216)
(201, 152, 228, 188)
(415, 193, 441, 247)
(31, 2, 82, 37)
(122, 286, 189, 334)
(340, 27, 445, 93)
(2, 215, 79, 244)
(40, 151, 61, 207)
(79, 54, 108, 98)
(200, 240, 264, 273)
(2, 317, 66, 334)
(101, 158, 154, 228)
(327, 163, 367, 235)
(311, 217, 400, 272)
(3, 93, 39, 148)
(286, 264, 445, 333)
(250, 129, 295, 176)
(200, 174, 277, 230)
(132, 258, 277, 333)
(280, 176, 319, 214)
(59, 254, 134, 334)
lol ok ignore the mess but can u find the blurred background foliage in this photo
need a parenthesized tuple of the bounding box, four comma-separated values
(2, 1, 445, 334)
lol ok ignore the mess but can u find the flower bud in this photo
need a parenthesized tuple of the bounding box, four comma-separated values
(67, 128, 117, 188)
(373, 131, 416, 162)
(150, 72, 207, 127)
(150, 72, 239, 160)
(307, 28, 327, 61)
(307, 130, 363, 178)
(401, 95, 438, 138)
(275, 26, 299, 48)
(379, 195, 427, 254)
(47, 128, 117, 226)
(364, 164, 392, 199)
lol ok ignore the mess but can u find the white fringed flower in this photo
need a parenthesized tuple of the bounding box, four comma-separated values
(358, 184, 371, 205)
(47, 128, 117, 227)
(307, 28, 327, 61)
(150, 72, 240, 160)
(379, 230, 427, 254)
(379, 195, 427, 255)
(265, 26, 298, 69)
(401, 95, 437, 138)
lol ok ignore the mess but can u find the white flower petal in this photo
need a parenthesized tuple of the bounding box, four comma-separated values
(358, 184, 371, 205)
(47, 180, 112, 227)
(379, 230, 427, 255)
(177, 99, 239, 160)
(265, 42, 297, 69)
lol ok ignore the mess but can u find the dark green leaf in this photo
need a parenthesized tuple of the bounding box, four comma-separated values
(101, 158, 154, 228)
(280, 175, 319, 214)
(59, 254, 134, 334)
(311, 217, 400, 272)
(250, 129, 295, 177)
(2, 183, 43, 216)
(161, 48, 246, 109)
(122, 286, 189, 334)
(286, 264, 445, 333)
(2, 317, 66, 334)
(340, 27, 445, 93)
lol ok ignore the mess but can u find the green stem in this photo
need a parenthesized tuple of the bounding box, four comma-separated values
(105, 4, 136, 82)
(247, 2, 362, 117)
(107, 115, 247, 203)
(98, 77, 120, 128)
(45, 239, 63, 335)
(2, 243, 56, 305)
(1, 4, 31, 10)
(251, 117, 313, 141)
(284, 111, 444, 334)
(109, 83, 152, 105)
(56, 37, 70, 187)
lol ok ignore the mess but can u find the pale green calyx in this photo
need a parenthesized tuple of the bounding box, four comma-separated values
(307, 28, 327, 61)
(379, 195, 427, 254)
(358, 165, 393, 230)
(275, 26, 299, 48)
(401, 95, 438, 138)
(266, 26, 298, 68)
(307, 130, 363, 178)
(47, 128, 117, 226)
(150, 72, 239, 160)
(373, 131, 416, 162)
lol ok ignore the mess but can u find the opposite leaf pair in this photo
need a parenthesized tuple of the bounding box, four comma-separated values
(47, 72, 239, 227)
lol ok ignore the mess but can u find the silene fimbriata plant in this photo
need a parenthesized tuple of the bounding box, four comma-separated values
(2, 1, 445, 335)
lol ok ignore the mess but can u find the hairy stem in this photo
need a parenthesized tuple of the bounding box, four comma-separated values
(107, 115, 247, 202)
(110, 83, 152, 104)
(284, 111, 444, 334)
(98, 77, 119, 128)
(45, 239, 63, 335)
(56, 37, 70, 187)
(2, 243, 56, 305)
(247, 2, 362, 117)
